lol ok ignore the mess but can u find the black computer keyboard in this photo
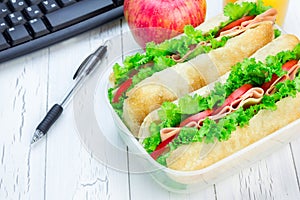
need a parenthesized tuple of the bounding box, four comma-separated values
(0, 0, 124, 63)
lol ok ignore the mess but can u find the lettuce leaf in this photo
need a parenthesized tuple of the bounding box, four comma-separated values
(132, 67, 155, 85)
(274, 29, 281, 38)
(184, 25, 211, 43)
(169, 127, 199, 151)
(225, 58, 269, 95)
(294, 74, 300, 91)
(156, 152, 170, 166)
(224, 49, 297, 96)
(178, 94, 208, 115)
(255, 0, 272, 15)
(294, 43, 300, 59)
(110, 95, 125, 117)
(146, 35, 195, 58)
(131, 56, 176, 85)
(153, 56, 177, 71)
(142, 123, 161, 153)
(207, 82, 227, 108)
(224, 2, 256, 20)
(266, 50, 297, 71)
(113, 53, 150, 85)
(158, 102, 182, 128)
(223, 0, 270, 21)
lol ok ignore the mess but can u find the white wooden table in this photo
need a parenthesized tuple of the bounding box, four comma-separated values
(1, 1, 300, 199)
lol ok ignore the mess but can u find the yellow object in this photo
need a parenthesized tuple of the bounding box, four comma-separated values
(223, 0, 289, 26)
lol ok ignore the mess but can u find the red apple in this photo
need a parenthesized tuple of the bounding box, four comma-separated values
(124, 0, 207, 48)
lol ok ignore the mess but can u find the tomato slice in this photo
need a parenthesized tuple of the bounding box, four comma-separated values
(261, 74, 278, 91)
(179, 109, 213, 127)
(150, 134, 177, 160)
(261, 59, 298, 91)
(282, 59, 298, 71)
(112, 63, 152, 103)
(112, 78, 133, 103)
(150, 147, 167, 160)
(213, 84, 253, 115)
(217, 15, 255, 36)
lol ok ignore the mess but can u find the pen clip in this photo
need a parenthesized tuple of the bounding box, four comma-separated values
(72, 43, 108, 80)
(73, 54, 92, 80)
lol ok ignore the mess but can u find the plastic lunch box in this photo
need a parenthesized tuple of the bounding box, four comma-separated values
(73, 34, 300, 193)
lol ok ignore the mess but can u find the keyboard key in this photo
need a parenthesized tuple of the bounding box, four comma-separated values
(27, 18, 49, 37)
(112, 0, 123, 6)
(39, 0, 60, 13)
(6, 11, 26, 26)
(26, 0, 42, 5)
(5, 24, 32, 45)
(44, 0, 114, 31)
(57, 0, 75, 7)
(0, 18, 9, 32)
(0, 33, 10, 50)
(8, 0, 27, 11)
(23, 5, 43, 19)
(0, 3, 11, 17)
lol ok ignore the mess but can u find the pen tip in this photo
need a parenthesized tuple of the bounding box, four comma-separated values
(30, 135, 38, 145)
(31, 130, 44, 145)
(31, 138, 35, 144)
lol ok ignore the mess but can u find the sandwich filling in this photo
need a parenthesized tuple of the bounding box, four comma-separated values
(142, 44, 300, 166)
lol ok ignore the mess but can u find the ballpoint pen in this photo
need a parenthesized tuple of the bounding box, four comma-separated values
(31, 41, 108, 144)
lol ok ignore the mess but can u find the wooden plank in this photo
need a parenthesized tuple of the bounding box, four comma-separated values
(290, 138, 300, 192)
(216, 145, 300, 199)
(0, 50, 49, 199)
(44, 19, 130, 200)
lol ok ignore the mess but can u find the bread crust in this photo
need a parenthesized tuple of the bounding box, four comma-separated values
(250, 34, 300, 61)
(209, 22, 274, 76)
(167, 93, 300, 170)
(123, 85, 178, 135)
(123, 23, 274, 136)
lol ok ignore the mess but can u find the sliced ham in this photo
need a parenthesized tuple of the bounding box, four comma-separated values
(172, 41, 211, 63)
(172, 8, 277, 63)
(211, 87, 264, 121)
(159, 59, 300, 143)
(160, 87, 264, 142)
(266, 61, 300, 95)
(241, 8, 277, 28)
(160, 128, 181, 142)
(219, 8, 277, 37)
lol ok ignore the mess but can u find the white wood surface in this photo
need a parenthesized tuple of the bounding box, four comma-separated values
(1, 0, 300, 199)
